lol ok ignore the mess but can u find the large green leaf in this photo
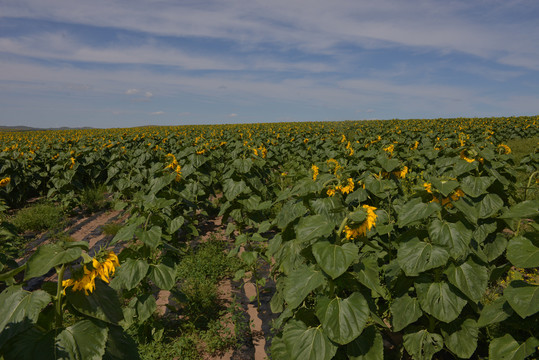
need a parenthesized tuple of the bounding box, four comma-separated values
(477, 297, 513, 327)
(430, 179, 459, 197)
(222, 178, 247, 200)
(56, 320, 108, 360)
(354, 258, 387, 299)
(489, 334, 539, 360)
(275, 239, 304, 275)
(473, 221, 497, 244)
(444, 258, 488, 302)
(504, 281, 539, 318)
(452, 197, 478, 224)
(403, 329, 443, 360)
(148, 174, 174, 194)
(377, 155, 401, 172)
(296, 215, 334, 243)
(135, 294, 156, 323)
(102, 325, 141, 360)
(109, 258, 149, 291)
(312, 241, 358, 279)
(398, 198, 441, 227)
(109, 223, 137, 246)
(67, 280, 124, 325)
(415, 279, 467, 323)
(1, 327, 56, 360)
(276, 201, 308, 229)
(311, 196, 346, 227)
(346, 325, 384, 360)
(478, 193, 504, 218)
(482, 233, 508, 262)
(0, 287, 51, 349)
(137, 226, 162, 249)
(283, 320, 338, 360)
(232, 158, 253, 173)
(390, 294, 423, 332)
(428, 219, 471, 260)
(499, 200, 539, 219)
(168, 216, 185, 234)
(25, 243, 82, 280)
(440, 318, 478, 359)
(397, 238, 449, 276)
(283, 265, 326, 309)
(506, 236, 539, 268)
(460, 176, 492, 197)
(148, 263, 176, 290)
(269, 334, 289, 360)
(315, 292, 369, 345)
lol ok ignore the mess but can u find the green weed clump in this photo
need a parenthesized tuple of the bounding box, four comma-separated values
(136, 239, 246, 359)
(11, 202, 64, 233)
(102, 222, 123, 236)
(80, 185, 109, 213)
(177, 239, 243, 319)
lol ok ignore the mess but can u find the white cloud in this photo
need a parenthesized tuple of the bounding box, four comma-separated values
(0, 31, 333, 73)
(2, 0, 538, 70)
(151, 111, 164, 115)
(125, 88, 139, 95)
(228, 113, 238, 117)
(145, 91, 153, 98)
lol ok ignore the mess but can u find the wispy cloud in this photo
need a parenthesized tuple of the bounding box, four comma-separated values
(2, 1, 538, 69)
(151, 111, 164, 115)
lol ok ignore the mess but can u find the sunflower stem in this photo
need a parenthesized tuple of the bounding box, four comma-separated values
(336, 216, 349, 244)
(55, 264, 66, 328)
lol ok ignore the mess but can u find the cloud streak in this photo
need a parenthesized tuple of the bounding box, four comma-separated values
(2, 1, 538, 69)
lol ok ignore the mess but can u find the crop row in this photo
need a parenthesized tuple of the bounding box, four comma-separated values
(0, 116, 538, 359)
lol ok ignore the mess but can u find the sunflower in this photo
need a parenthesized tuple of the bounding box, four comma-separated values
(311, 165, 319, 181)
(0, 177, 10, 187)
(344, 205, 377, 239)
(62, 251, 120, 295)
(498, 144, 511, 154)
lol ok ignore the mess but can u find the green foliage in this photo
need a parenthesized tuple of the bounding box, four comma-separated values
(1, 117, 539, 359)
(80, 185, 109, 213)
(0, 239, 135, 359)
(10, 202, 64, 233)
(101, 222, 122, 236)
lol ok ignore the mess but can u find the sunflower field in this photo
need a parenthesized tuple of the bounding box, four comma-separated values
(0, 116, 538, 359)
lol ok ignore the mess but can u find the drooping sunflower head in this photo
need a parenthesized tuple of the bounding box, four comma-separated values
(498, 144, 511, 154)
(311, 164, 319, 181)
(0, 177, 10, 187)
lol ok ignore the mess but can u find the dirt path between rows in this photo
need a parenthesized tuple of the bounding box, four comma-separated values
(19, 209, 277, 359)
(195, 216, 278, 360)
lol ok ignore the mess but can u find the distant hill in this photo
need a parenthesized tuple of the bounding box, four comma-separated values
(0, 125, 95, 132)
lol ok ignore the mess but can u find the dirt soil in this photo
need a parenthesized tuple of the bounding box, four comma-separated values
(197, 216, 278, 360)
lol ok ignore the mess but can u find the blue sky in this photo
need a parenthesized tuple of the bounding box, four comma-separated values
(1, 0, 538, 128)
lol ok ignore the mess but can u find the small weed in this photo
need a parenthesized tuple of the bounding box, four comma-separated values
(80, 185, 109, 213)
(49, 231, 77, 243)
(11, 202, 65, 233)
(134, 239, 246, 359)
(139, 336, 200, 360)
(102, 222, 123, 236)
